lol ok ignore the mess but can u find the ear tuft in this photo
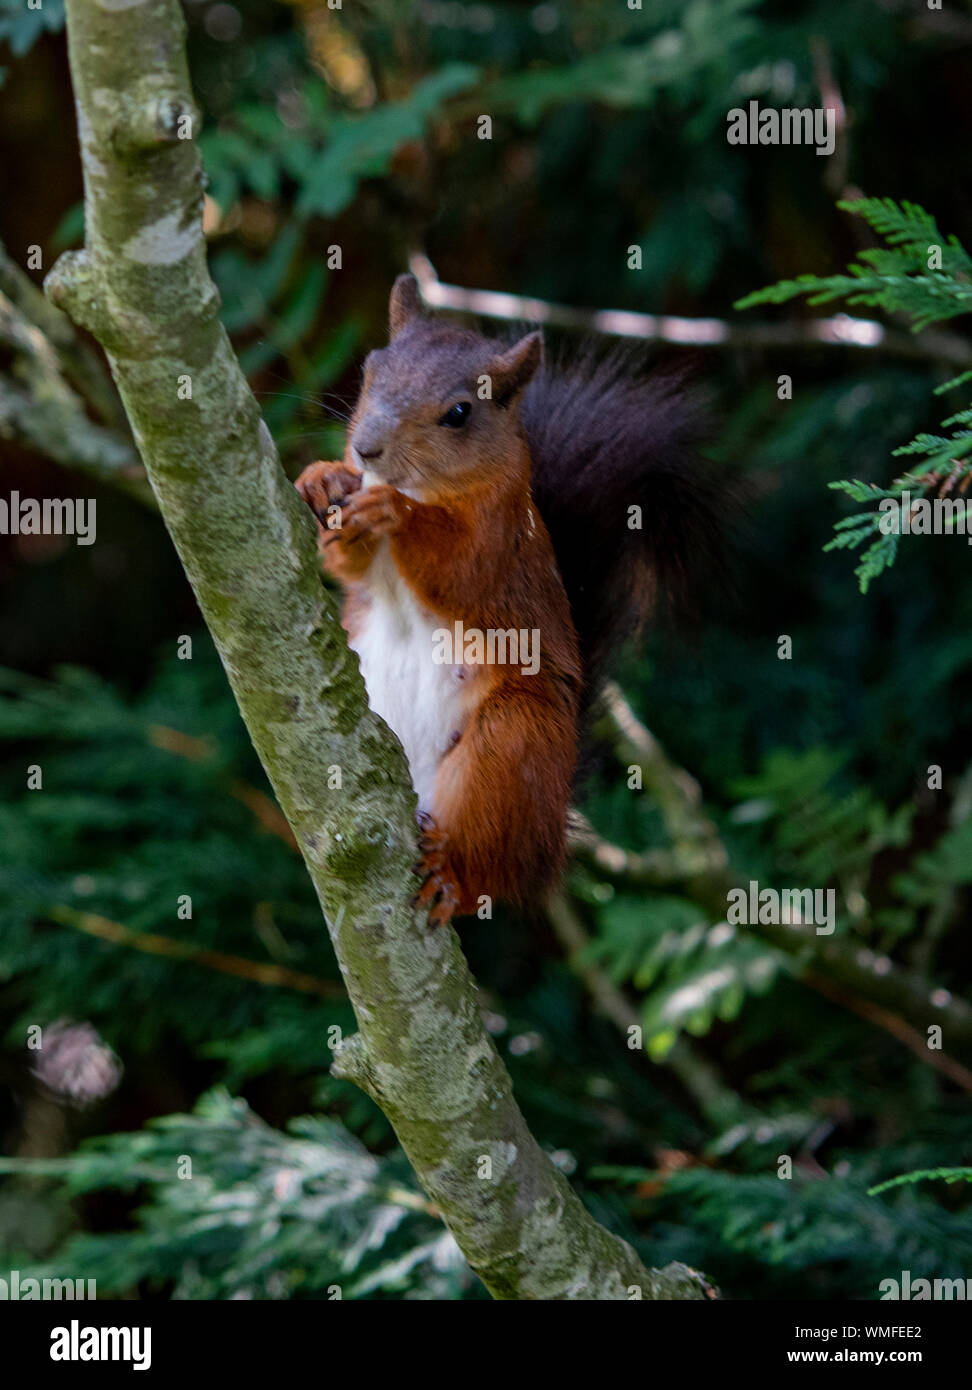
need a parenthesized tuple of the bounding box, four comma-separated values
(389, 273, 422, 340)
(488, 331, 543, 407)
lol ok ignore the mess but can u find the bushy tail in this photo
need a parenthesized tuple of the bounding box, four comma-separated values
(522, 346, 733, 707)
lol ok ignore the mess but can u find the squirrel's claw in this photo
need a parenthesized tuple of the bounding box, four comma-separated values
(337, 485, 405, 541)
(411, 870, 460, 928)
(413, 814, 462, 926)
(294, 460, 362, 523)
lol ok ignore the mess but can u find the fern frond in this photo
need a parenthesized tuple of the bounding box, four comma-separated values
(735, 197, 972, 331)
(869, 1167, 972, 1196)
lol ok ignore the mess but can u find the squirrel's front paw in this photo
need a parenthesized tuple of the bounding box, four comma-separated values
(295, 460, 362, 528)
(329, 484, 408, 545)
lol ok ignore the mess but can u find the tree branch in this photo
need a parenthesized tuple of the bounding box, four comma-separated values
(0, 268, 150, 502)
(0, 239, 129, 431)
(47, 0, 711, 1301)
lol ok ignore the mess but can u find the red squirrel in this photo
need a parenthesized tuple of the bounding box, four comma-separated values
(296, 274, 722, 925)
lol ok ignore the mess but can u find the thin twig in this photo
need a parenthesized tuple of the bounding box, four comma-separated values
(409, 253, 972, 367)
(48, 905, 343, 997)
(805, 969, 972, 1094)
(147, 723, 298, 847)
(595, 682, 972, 1057)
(547, 892, 757, 1130)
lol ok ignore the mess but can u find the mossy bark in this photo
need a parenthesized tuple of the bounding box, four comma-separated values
(47, 0, 714, 1301)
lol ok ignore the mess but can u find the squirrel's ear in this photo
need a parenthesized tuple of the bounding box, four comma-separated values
(389, 273, 422, 340)
(487, 331, 543, 406)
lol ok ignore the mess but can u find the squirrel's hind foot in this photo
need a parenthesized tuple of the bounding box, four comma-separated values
(412, 814, 464, 928)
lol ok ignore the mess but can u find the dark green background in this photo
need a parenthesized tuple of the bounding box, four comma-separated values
(0, 0, 969, 1299)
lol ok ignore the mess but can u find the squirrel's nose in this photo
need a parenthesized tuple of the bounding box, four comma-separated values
(351, 421, 386, 461)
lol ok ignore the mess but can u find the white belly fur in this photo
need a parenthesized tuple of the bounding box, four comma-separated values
(349, 541, 463, 812)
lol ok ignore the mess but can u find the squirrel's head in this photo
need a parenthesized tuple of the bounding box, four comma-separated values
(346, 273, 542, 496)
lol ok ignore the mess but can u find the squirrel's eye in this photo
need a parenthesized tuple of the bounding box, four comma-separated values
(438, 401, 471, 428)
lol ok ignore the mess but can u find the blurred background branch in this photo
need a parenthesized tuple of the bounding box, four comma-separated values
(410, 251, 972, 366)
